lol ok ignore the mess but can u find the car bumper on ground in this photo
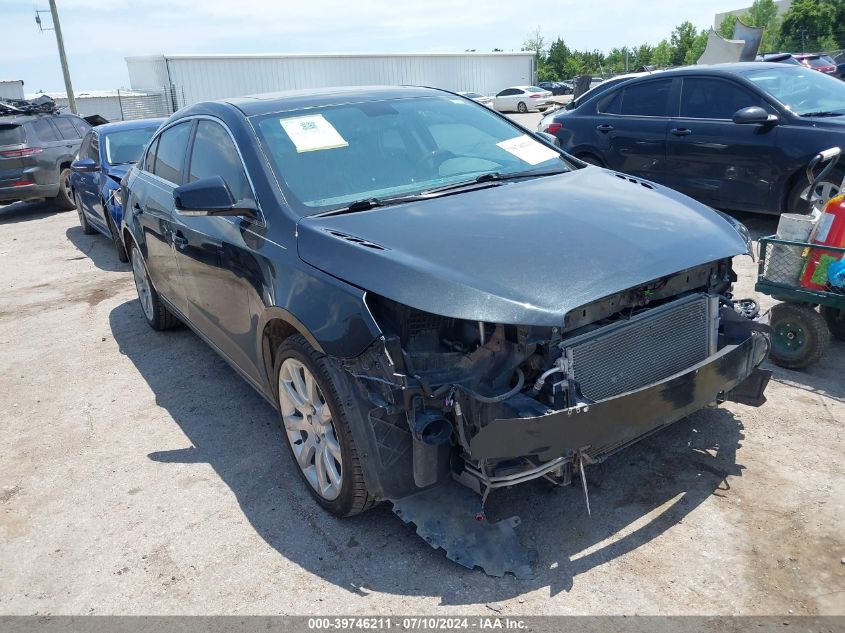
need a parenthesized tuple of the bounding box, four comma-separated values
(468, 331, 770, 463)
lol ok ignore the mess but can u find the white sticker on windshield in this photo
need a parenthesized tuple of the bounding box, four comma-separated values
(280, 114, 348, 153)
(496, 134, 559, 165)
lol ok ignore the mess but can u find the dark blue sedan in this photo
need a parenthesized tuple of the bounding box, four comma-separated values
(538, 63, 845, 214)
(70, 118, 163, 261)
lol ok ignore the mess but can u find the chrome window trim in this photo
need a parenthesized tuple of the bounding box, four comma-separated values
(141, 114, 267, 226)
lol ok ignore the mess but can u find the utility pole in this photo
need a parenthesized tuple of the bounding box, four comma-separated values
(35, 1, 77, 113)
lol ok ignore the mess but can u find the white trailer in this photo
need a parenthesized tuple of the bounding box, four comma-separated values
(0, 80, 25, 100)
(125, 52, 535, 109)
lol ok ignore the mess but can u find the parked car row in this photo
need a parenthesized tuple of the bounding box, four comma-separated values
(758, 52, 845, 79)
(538, 62, 845, 215)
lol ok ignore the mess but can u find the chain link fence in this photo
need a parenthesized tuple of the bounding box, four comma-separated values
(48, 86, 181, 123)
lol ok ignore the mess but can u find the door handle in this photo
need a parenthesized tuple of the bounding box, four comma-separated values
(132, 202, 143, 215)
(596, 124, 614, 132)
(671, 127, 692, 136)
(173, 234, 188, 249)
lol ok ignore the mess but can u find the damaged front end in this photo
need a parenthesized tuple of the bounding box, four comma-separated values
(339, 258, 770, 576)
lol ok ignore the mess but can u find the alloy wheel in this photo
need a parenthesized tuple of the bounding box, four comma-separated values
(802, 180, 841, 211)
(278, 358, 343, 501)
(130, 248, 154, 321)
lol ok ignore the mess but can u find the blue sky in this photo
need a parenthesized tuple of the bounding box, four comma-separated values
(0, 0, 746, 93)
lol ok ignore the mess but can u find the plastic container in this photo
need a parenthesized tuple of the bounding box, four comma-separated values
(764, 213, 816, 286)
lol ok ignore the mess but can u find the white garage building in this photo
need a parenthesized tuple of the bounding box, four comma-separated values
(125, 52, 536, 110)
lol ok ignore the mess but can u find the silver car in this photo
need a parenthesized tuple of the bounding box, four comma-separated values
(493, 86, 552, 113)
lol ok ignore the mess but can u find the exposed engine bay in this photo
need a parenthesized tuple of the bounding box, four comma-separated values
(338, 258, 770, 576)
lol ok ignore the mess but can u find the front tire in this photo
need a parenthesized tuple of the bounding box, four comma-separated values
(106, 209, 129, 263)
(275, 335, 375, 517)
(769, 302, 830, 369)
(53, 168, 76, 211)
(129, 243, 180, 331)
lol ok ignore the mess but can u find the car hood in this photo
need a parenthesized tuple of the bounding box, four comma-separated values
(297, 167, 749, 326)
(105, 163, 132, 180)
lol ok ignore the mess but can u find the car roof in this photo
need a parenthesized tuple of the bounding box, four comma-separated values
(0, 112, 82, 126)
(216, 85, 446, 117)
(93, 117, 166, 134)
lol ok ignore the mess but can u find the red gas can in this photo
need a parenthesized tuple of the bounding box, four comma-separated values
(801, 195, 845, 290)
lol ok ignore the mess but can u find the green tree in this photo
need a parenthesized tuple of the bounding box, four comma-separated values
(546, 38, 571, 78)
(818, 34, 839, 51)
(718, 14, 739, 39)
(744, 0, 782, 52)
(651, 39, 673, 67)
(684, 30, 708, 65)
(779, 0, 836, 51)
(670, 21, 699, 65)
(633, 44, 654, 69)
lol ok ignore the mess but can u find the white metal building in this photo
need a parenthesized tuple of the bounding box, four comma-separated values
(125, 53, 536, 109)
(0, 80, 25, 100)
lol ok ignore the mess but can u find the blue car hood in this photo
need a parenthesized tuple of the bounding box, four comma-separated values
(297, 167, 749, 325)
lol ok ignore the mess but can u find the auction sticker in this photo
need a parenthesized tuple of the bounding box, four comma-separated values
(281, 114, 349, 153)
(496, 134, 559, 165)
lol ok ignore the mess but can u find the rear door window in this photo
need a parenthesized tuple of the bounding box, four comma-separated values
(618, 79, 673, 117)
(0, 125, 25, 145)
(680, 77, 770, 119)
(152, 122, 191, 184)
(71, 117, 91, 136)
(30, 118, 60, 142)
(53, 116, 82, 140)
(187, 120, 252, 201)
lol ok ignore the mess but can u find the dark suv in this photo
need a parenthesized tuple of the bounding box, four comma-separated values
(0, 104, 91, 209)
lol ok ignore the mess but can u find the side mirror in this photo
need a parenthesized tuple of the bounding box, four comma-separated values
(536, 131, 561, 147)
(173, 176, 258, 219)
(71, 157, 98, 172)
(733, 106, 779, 126)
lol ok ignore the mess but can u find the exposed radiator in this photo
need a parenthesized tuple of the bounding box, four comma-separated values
(564, 294, 713, 402)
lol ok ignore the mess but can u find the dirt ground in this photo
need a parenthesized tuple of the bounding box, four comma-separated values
(1, 188, 843, 615)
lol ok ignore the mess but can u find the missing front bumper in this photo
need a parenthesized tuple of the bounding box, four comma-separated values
(468, 332, 768, 463)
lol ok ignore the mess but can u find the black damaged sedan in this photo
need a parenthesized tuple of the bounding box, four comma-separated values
(122, 86, 769, 576)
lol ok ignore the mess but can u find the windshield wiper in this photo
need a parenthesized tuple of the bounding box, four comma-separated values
(799, 111, 844, 118)
(313, 195, 423, 217)
(312, 168, 569, 217)
(423, 168, 568, 195)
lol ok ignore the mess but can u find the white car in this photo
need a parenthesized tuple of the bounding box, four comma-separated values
(492, 86, 553, 113)
(458, 91, 494, 107)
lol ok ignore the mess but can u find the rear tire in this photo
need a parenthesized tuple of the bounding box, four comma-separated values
(275, 334, 376, 517)
(53, 168, 75, 211)
(129, 243, 181, 331)
(769, 302, 830, 369)
(821, 306, 845, 341)
(517, 101, 528, 113)
(75, 192, 96, 235)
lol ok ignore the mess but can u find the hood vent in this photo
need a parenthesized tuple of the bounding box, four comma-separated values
(325, 229, 387, 251)
(614, 173, 654, 190)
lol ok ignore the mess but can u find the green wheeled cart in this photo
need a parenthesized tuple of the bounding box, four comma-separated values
(756, 237, 845, 369)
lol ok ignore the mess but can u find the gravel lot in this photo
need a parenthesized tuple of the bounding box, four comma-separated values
(1, 119, 843, 615)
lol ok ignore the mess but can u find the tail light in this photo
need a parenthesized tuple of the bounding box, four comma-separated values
(529, 94, 542, 98)
(545, 123, 563, 134)
(0, 147, 43, 159)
